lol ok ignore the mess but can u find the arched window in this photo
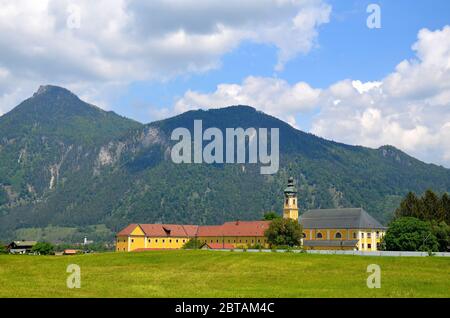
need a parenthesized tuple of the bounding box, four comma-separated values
(335, 232, 342, 239)
(316, 232, 323, 239)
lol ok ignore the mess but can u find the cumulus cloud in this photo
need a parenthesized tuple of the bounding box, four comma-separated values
(312, 26, 450, 167)
(173, 26, 450, 167)
(175, 76, 321, 127)
(0, 0, 331, 114)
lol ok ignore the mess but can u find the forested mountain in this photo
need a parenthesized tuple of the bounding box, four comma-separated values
(1, 85, 449, 242)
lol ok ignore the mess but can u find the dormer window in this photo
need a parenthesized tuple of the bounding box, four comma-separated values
(163, 227, 171, 236)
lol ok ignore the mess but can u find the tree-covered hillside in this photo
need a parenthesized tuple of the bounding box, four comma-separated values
(1, 86, 449, 242)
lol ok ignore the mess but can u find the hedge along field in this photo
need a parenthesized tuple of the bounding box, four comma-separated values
(0, 250, 449, 298)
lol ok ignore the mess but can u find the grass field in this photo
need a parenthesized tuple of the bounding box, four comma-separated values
(0, 250, 449, 298)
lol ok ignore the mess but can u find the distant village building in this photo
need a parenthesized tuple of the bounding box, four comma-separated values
(116, 178, 386, 252)
(83, 237, 94, 245)
(7, 241, 37, 254)
(63, 249, 79, 255)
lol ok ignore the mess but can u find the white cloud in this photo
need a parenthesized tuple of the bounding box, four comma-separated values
(351, 80, 382, 94)
(173, 26, 450, 167)
(0, 0, 331, 115)
(174, 76, 321, 127)
(311, 25, 450, 167)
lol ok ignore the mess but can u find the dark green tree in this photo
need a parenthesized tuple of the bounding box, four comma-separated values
(264, 218, 302, 247)
(0, 188, 8, 205)
(395, 192, 420, 219)
(430, 221, 450, 252)
(31, 242, 54, 255)
(395, 190, 450, 223)
(263, 212, 281, 220)
(440, 193, 450, 224)
(382, 217, 439, 252)
(422, 189, 440, 221)
(0, 244, 7, 254)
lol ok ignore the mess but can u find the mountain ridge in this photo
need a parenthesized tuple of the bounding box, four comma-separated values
(0, 85, 449, 242)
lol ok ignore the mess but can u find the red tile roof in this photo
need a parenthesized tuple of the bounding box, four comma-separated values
(183, 225, 200, 237)
(139, 224, 199, 237)
(117, 220, 271, 238)
(117, 224, 199, 238)
(196, 225, 223, 237)
(117, 223, 139, 236)
(197, 221, 270, 237)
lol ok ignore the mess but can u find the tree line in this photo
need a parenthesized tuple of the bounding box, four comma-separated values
(383, 190, 450, 252)
(395, 190, 450, 223)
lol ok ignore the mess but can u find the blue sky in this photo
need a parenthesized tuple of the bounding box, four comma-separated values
(0, 0, 449, 166)
(114, 0, 450, 126)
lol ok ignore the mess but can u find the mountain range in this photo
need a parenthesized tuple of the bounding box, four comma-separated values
(1, 85, 449, 243)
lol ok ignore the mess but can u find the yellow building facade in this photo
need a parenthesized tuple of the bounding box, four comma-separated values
(116, 178, 387, 252)
(279, 178, 386, 251)
(195, 221, 271, 249)
(116, 224, 196, 252)
(116, 221, 270, 251)
(300, 208, 386, 251)
(195, 236, 269, 248)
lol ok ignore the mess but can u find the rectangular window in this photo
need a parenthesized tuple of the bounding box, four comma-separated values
(368, 244, 372, 249)
(367, 233, 371, 238)
(362, 243, 365, 249)
(131, 239, 134, 243)
(361, 233, 364, 238)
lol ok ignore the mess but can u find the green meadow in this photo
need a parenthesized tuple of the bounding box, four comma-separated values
(0, 250, 449, 298)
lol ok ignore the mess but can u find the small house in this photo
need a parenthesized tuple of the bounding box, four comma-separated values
(7, 241, 37, 254)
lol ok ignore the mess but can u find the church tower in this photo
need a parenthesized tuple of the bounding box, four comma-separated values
(283, 177, 298, 221)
